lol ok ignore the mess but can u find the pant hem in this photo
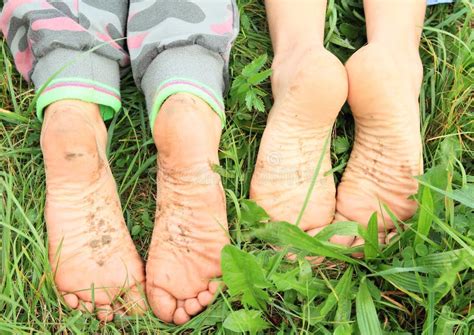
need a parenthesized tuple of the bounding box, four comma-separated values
(149, 78, 226, 131)
(141, 45, 226, 131)
(32, 48, 121, 120)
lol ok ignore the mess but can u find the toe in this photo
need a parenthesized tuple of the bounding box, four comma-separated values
(197, 290, 214, 307)
(112, 302, 126, 317)
(97, 304, 114, 322)
(208, 281, 222, 295)
(329, 214, 356, 247)
(350, 232, 385, 258)
(173, 307, 191, 325)
(330, 234, 356, 246)
(77, 300, 94, 313)
(122, 284, 147, 316)
(386, 231, 398, 244)
(350, 237, 365, 258)
(184, 298, 203, 316)
(177, 300, 185, 308)
(306, 226, 325, 237)
(147, 286, 176, 323)
(307, 226, 339, 262)
(378, 232, 387, 245)
(62, 292, 79, 309)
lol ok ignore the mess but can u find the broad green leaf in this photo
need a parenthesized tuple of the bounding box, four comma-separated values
(240, 199, 270, 228)
(221, 245, 271, 309)
(241, 54, 268, 77)
(415, 186, 434, 246)
(451, 185, 474, 208)
(252, 96, 265, 112)
(333, 136, 351, 154)
(248, 68, 272, 85)
(223, 309, 270, 334)
(314, 221, 360, 241)
(253, 221, 356, 263)
(416, 178, 474, 208)
(339, 23, 361, 39)
(434, 306, 456, 335)
(333, 324, 353, 335)
(245, 90, 256, 111)
(328, 34, 355, 49)
(404, 249, 474, 272)
(364, 213, 379, 259)
(270, 269, 326, 299)
(377, 265, 428, 295)
(356, 279, 382, 335)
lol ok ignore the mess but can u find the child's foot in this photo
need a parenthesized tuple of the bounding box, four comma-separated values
(146, 94, 228, 325)
(41, 100, 146, 322)
(333, 44, 423, 251)
(250, 47, 348, 236)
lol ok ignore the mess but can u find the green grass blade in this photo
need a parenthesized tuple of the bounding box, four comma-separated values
(356, 279, 383, 335)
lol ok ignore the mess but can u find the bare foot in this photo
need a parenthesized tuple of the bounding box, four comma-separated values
(250, 47, 348, 236)
(334, 44, 424, 251)
(146, 94, 228, 325)
(41, 100, 146, 321)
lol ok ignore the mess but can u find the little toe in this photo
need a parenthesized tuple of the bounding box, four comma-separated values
(197, 290, 214, 307)
(208, 281, 221, 295)
(184, 298, 204, 316)
(173, 307, 191, 325)
(147, 286, 177, 323)
(62, 292, 79, 309)
(123, 284, 147, 316)
(96, 304, 114, 322)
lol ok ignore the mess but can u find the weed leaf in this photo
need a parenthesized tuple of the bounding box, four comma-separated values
(415, 186, 434, 246)
(364, 213, 379, 259)
(223, 309, 270, 334)
(221, 245, 271, 309)
(253, 221, 356, 263)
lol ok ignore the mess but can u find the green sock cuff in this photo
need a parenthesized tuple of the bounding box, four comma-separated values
(149, 78, 226, 133)
(36, 79, 122, 121)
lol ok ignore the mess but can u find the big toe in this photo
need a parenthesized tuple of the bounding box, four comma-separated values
(173, 307, 191, 325)
(147, 285, 177, 323)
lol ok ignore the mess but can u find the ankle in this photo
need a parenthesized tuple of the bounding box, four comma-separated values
(270, 46, 347, 123)
(346, 44, 423, 93)
(41, 101, 107, 158)
(153, 93, 221, 167)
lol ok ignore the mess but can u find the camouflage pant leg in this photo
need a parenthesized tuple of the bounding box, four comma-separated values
(127, 0, 239, 129)
(0, 1, 129, 120)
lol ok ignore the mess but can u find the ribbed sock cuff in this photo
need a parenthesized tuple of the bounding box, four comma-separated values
(32, 49, 121, 121)
(141, 45, 226, 132)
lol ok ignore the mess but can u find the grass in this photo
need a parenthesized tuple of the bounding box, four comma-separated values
(1, 0, 473, 334)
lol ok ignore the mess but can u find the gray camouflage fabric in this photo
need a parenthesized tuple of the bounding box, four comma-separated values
(0, 0, 239, 124)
